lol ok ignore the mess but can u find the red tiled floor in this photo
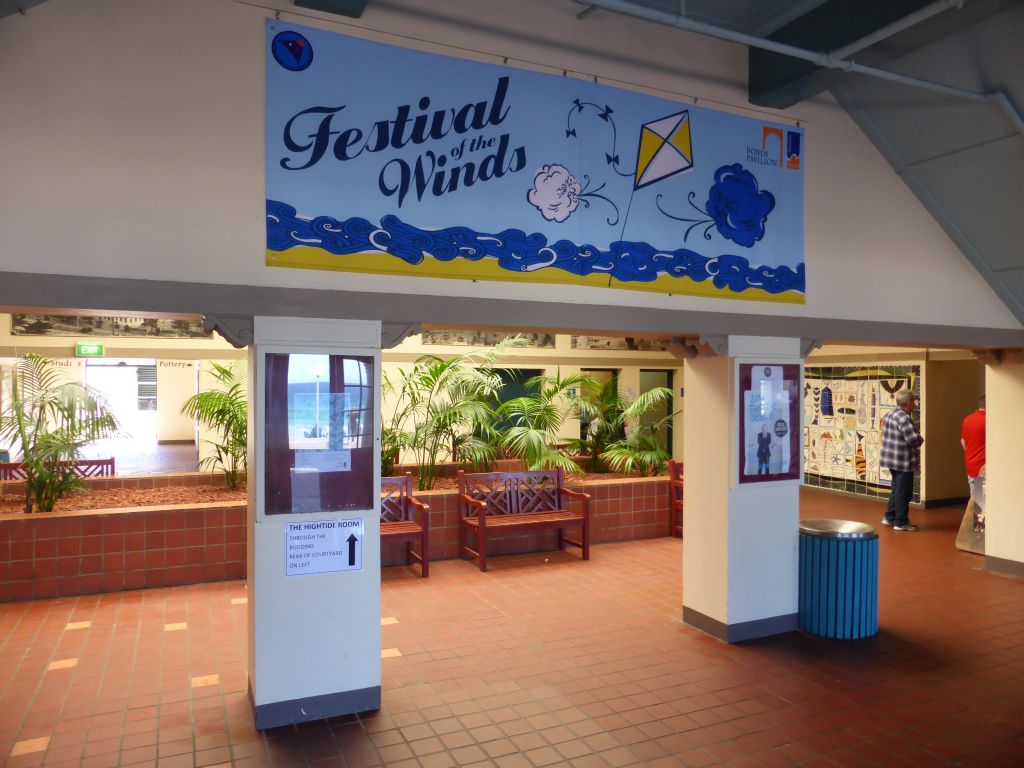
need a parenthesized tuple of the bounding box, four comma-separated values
(1, 488, 1022, 766)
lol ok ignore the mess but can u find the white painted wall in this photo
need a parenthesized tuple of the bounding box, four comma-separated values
(984, 364, 1024, 566)
(681, 354, 730, 622)
(156, 361, 198, 442)
(0, 0, 1018, 332)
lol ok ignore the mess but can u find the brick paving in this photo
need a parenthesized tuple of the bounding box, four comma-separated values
(1, 489, 1022, 766)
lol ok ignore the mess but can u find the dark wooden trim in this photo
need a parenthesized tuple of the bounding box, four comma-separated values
(986, 555, 1024, 579)
(683, 606, 798, 643)
(921, 496, 969, 509)
(249, 679, 381, 730)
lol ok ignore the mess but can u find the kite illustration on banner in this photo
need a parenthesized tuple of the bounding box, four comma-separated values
(634, 111, 693, 189)
(560, 104, 702, 283)
(559, 100, 775, 253)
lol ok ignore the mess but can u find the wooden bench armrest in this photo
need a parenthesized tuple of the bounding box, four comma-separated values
(669, 479, 685, 489)
(561, 487, 591, 518)
(458, 493, 486, 510)
(561, 487, 590, 501)
(408, 496, 430, 530)
(459, 494, 487, 523)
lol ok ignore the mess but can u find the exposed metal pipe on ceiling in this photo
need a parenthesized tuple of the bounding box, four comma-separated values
(990, 91, 1024, 135)
(572, 0, 1023, 135)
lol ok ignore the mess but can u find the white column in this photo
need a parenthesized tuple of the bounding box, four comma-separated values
(682, 336, 801, 641)
(984, 362, 1024, 576)
(248, 317, 382, 728)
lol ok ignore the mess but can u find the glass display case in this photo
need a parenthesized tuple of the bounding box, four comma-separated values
(263, 352, 375, 514)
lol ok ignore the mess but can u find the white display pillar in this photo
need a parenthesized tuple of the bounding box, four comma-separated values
(682, 336, 802, 641)
(248, 317, 382, 728)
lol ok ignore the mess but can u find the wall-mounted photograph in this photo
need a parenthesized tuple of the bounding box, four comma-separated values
(11, 314, 211, 339)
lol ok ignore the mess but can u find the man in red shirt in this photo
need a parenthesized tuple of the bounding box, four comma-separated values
(961, 396, 986, 531)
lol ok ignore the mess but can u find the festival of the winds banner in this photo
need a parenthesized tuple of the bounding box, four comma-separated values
(265, 21, 805, 302)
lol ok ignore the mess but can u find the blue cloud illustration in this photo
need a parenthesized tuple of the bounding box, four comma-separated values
(705, 164, 775, 248)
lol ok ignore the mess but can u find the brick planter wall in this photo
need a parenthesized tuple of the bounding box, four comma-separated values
(0, 502, 245, 603)
(0, 475, 672, 601)
(0, 471, 228, 499)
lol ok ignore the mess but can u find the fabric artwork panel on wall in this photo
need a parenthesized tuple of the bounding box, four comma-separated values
(264, 21, 805, 303)
(803, 365, 921, 502)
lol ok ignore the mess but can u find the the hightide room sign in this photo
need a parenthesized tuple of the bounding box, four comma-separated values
(265, 21, 805, 303)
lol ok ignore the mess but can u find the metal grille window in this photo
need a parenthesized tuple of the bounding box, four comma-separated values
(137, 365, 157, 410)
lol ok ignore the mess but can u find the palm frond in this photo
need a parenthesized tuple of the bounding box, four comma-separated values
(0, 354, 121, 512)
(180, 362, 247, 488)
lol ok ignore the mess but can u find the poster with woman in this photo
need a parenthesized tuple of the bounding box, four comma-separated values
(739, 363, 801, 483)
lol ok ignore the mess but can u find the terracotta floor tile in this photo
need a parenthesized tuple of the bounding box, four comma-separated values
(1, 490, 1022, 766)
(45, 658, 78, 672)
(418, 752, 457, 768)
(10, 737, 50, 757)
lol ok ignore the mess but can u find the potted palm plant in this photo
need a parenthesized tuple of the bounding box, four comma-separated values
(0, 354, 120, 513)
(600, 387, 675, 476)
(497, 369, 596, 473)
(381, 336, 523, 490)
(564, 377, 630, 472)
(180, 362, 248, 489)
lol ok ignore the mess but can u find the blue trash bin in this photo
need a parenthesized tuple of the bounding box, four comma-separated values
(799, 519, 878, 639)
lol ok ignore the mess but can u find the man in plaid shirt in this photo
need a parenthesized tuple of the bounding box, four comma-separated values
(881, 389, 924, 531)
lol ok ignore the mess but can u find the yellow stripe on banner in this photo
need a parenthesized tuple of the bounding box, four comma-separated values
(266, 247, 805, 304)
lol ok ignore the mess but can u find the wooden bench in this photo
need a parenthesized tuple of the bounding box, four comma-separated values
(0, 457, 116, 481)
(668, 460, 683, 538)
(457, 469, 590, 572)
(380, 472, 430, 577)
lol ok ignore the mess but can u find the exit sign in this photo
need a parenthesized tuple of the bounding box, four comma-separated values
(75, 343, 104, 358)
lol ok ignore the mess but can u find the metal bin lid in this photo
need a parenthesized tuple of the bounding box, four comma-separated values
(799, 519, 878, 540)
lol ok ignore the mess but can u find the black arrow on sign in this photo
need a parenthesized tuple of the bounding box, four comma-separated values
(347, 534, 358, 567)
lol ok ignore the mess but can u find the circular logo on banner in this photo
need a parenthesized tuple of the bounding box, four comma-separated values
(774, 419, 788, 437)
(272, 30, 314, 72)
(763, 367, 772, 377)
